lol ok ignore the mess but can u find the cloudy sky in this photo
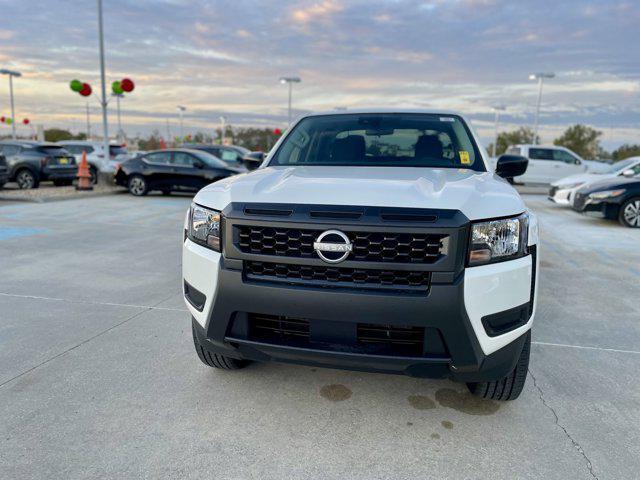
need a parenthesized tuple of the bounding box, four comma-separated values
(0, 0, 638, 150)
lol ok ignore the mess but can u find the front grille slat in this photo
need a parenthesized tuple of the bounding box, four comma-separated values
(245, 314, 427, 358)
(237, 225, 446, 264)
(245, 261, 430, 291)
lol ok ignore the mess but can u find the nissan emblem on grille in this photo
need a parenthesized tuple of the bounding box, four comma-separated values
(313, 230, 353, 264)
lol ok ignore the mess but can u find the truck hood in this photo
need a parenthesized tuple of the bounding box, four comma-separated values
(194, 166, 526, 221)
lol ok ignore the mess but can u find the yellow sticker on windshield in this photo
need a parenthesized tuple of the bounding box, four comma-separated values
(459, 151, 471, 164)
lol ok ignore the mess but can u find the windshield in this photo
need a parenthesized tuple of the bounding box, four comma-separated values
(269, 113, 484, 170)
(606, 158, 636, 174)
(110, 146, 128, 155)
(36, 146, 70, 156)
(193, 151, 227, 168)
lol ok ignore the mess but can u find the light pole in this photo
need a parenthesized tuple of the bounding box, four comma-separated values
(529, 72, 555, 144)
(279, 76, 301, 125)
(85, 102, 91, 139)
(177, 105, 186, 141)
(0, 68, 22, 139)
(112, 93, 124, 141)
(491, 105, 506, 157)
(97, 0, 110, 164)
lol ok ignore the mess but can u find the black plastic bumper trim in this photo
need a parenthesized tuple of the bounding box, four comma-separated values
(183, 280, 206, 312)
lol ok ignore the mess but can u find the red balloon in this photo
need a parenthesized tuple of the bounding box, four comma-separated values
(79, 83, 92, 97)
(0, 116, 5, 123)
(23, 118, 30, 125)
(121, 78, 134, 92)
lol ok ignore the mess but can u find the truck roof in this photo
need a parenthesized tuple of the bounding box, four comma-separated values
(301, 108, 465, 118)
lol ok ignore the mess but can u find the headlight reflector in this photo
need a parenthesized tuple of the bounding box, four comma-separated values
(469, 213, 528, 266)
(588, 189, 625, 200)
(188, 204, 221, 251)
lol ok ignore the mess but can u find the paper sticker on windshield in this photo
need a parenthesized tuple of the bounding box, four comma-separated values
(459, 151, 471, 164)
(439, 117, 455, 122)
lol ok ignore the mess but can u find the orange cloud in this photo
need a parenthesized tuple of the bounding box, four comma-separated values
(291, 1, 343, 24)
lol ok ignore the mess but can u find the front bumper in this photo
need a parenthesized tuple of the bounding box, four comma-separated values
(572, 194, 619, 219)
(183, 238, 537, 383)
(548, 185, 574, 205)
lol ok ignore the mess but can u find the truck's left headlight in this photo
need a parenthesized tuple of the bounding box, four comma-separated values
(468, 213, 529, 266)
(188, 204, 221, 251)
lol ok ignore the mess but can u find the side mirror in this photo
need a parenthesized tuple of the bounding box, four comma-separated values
(193, 159, 205, 169)
(242, 152, 265, 171)
(495, 154, 528, 179)
(622, 169, 635, 177)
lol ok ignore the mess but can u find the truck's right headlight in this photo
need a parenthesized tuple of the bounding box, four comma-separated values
(468, 213, 529, 266)
(188, 204, 221, 251)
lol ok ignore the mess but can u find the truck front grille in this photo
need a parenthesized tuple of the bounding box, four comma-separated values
(244, 261, 431, 291)
(248, 313, 310, 342)
(245, 313, 427, 357)
(357, 323, 425, 356)
(237, 226, 446, 264)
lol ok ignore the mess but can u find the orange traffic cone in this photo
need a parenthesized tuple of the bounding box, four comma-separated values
(76, 150, 93, 191)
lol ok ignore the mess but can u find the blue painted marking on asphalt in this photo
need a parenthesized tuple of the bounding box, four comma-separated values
(0, 227, 49, 240)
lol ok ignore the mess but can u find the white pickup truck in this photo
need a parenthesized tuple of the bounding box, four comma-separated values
(488, 144, 609, 184)
(183, 110, 539, 401)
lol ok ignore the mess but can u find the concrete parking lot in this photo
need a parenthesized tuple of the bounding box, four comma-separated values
(1, 192, 638, 479)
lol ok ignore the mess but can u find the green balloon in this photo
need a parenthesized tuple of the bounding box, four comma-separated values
(6, 118, 13, 125)
(70, 79, 83, 92)
(111, 81, 123, 95)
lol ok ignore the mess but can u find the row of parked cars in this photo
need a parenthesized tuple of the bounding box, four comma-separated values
(489, 143, 640, 228)
(0, 140, 264, 192)
(548, 156, 640, 228)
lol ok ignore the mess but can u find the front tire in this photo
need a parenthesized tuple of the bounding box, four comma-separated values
(467, 331, 531, 401)
(192, 324, 249, 370)
(619, 198, 640, 228)
(15, 169, 38, 189)
(127, 174, 148, 196)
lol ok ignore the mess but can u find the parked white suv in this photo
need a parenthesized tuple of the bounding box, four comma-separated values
(549, 157, 640, 205)
(501, 144, 609, 184)
(182, 110, 540, 401)
(58, 141, 131, 184)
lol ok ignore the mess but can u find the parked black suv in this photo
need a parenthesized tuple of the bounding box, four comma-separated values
(0, 141, 78, 189)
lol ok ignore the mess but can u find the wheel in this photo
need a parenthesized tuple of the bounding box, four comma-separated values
(161, 189, 171, 196)
(467, 331, 530, 401)
(127, 175, 148, 196)
(53, 179, 73, 186)
(192, 324, 249, 370)
(619, 198, 640, 228)
(89, 167, 98, 185)
(15, 169, 38, 189)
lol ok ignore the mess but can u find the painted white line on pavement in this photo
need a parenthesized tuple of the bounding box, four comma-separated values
(0, 292, 188, 312)
(532, 341, 640, 355)
(3, 292, 639, 355)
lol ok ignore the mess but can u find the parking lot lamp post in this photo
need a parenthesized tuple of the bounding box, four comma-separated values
(177, 105, 186, 142)
(0, 68, 22, 139)
(492, 105, 506, 157)
(279, 77, 301, 125)
(86, 102, 91, 139)
(97, 0, 110, 168)
(112, 93, 124, 141)
(529, 72, 555, 145)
